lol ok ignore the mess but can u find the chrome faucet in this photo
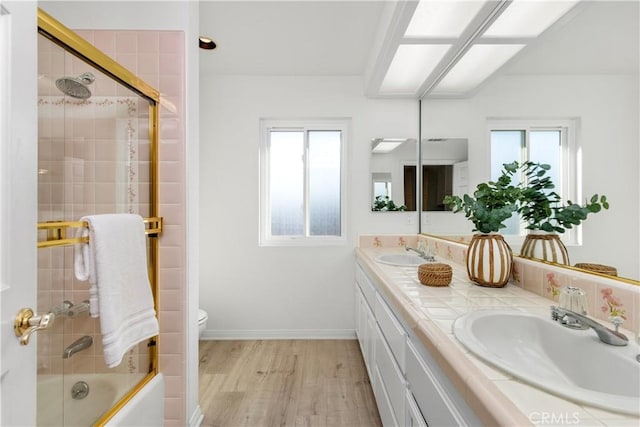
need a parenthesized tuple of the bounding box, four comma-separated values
(405, 245, 435, 261)
(63, 335, 94, 359)
(551, 306, 628, 346)
(68, 300, 90, 317)
(50, 300, 90, 318)
(50, 300, 74, 317)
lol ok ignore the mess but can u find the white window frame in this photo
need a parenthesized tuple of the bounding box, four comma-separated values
(488, 118, 582, 245)
(259, 118, 349, 247)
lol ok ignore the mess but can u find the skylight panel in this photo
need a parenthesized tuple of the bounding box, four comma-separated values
(482, 0, 580, 38)
(405, 0, 486, 38)
(380, 44, 451, 94)
(432, 44, 525, 94)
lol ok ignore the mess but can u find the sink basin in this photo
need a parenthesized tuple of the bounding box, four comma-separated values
(375, 254, 425, 266)
(453, 310, 640, 415)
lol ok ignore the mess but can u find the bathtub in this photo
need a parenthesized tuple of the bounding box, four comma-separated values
(37, 373, 163, 426)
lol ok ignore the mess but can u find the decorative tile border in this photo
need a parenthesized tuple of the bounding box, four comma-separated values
(359, 234, 418, 249)
(360, 234, 640, 338)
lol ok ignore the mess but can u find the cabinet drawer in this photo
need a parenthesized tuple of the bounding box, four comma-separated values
(375, 325, 406, 426)
(375, 293, 406, 372)
(356, 264, 377, 309)
(406, 390, 428, 427)
(373, 366, 398, 427)
(406, 340, 466, 427)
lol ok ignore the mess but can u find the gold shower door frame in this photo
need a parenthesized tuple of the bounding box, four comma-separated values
(37, 8, 161, 426)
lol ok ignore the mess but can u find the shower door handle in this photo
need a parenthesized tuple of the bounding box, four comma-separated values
(14, 308, 55, 346)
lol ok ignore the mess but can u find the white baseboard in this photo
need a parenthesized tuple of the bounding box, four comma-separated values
(200, 329, 356, 340)
(189, 405, 204, 427)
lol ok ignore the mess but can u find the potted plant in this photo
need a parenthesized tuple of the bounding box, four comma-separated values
(443, 162, 520, 287)
(372, 195, 407, 211)
(515, 161, 609, 264)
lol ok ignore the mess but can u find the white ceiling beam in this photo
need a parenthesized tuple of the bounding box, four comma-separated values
(363, 0, 419, 98)
(417, 0, 512, 99)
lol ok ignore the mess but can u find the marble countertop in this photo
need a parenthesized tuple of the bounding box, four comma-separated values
(355, 246, 640, 427)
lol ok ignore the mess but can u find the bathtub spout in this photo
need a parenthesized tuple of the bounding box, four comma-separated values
(63, 335, 93, 359)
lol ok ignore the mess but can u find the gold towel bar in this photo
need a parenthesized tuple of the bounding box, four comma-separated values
(37, 217, 163, 249)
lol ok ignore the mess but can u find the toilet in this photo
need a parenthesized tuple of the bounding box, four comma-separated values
(198, 309, 208, 338)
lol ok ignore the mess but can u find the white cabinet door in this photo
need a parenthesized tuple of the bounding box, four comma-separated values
(373, 366, 399, 427)
(355, 284, 364, 343)
(355, 282, 376, 382)
(364, 301, 376, 380)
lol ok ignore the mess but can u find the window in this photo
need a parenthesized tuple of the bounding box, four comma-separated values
(372, 173, 393, 201)
(259, 119, 348, 246)
(488, 119, 579, 241)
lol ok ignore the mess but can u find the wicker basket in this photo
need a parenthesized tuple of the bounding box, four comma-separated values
(418, 263, 452, 287)
(574, 263, 618, 276)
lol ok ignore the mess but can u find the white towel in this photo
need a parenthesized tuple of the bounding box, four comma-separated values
(74, 214, 159, 368)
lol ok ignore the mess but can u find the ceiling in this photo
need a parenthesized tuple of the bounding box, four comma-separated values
(198, 1, 385, 76)
(199, 1, 639, 97)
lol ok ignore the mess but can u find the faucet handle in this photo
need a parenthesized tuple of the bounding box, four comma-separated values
(68, 300, 90, 317)
(610, 316, 624, 332)
(550, 306, 588, 330)
(50, 300, 74, 316)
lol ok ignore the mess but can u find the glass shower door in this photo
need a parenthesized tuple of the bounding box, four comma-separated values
(37, 30, 154, 426)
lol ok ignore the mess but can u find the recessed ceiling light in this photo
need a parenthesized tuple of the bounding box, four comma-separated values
(199, 36, 217, 50)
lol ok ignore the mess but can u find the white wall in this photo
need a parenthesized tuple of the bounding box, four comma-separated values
(421, 73, 639, 279)
(199, 75, 417, 338)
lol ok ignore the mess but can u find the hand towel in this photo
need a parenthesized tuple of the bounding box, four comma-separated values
(74, 213, 159, 368)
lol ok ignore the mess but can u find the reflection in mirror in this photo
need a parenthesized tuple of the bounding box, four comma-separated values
(419, 1, 639, 281)
(421, 138, 468, 211)
(370, 138, 417, 211)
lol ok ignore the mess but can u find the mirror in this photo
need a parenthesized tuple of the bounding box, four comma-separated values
(370, 137, 468, 212)
(421, 138, 468, 211)
(370, 138, 418, 211)
(419, 1, 639, 281)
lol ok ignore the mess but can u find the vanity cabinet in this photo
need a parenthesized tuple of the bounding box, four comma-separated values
(355, 262, 479, 427)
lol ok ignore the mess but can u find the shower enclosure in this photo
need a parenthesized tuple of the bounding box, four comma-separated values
(36, 9, 160, 426)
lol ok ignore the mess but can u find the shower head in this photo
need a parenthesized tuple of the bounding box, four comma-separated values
(55, 72, 95, 99)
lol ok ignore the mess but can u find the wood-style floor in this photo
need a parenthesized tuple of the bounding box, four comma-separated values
(198, 340, 382, 427)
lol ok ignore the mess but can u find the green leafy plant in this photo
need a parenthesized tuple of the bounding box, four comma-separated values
(516, 161, 609, 233)
(443, 161, 610, 234)
(443, 162, 520, 233)
(372, 195, 407, 211)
